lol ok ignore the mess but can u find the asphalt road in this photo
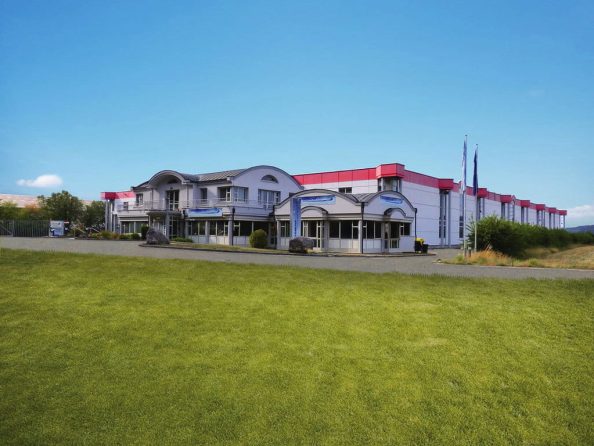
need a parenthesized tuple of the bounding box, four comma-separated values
(2, 237, 593, 280)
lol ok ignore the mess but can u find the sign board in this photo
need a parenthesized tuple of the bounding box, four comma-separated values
(186, 208, 223, 218)
(380, 196, 403, 206)
(301, 195, 336, 205)
(290, 198, 301, 238)
(49, 220, 65, 237)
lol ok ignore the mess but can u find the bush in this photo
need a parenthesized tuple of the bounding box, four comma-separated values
(171, 237, 193, 243)
(99, 230, 120, 240)
(141, 225, 149, 240)
(249, 229, 268, 249)
(468, 216, 591, 257)
(119, 233, 132, 240)
(131, 233, 141, 241)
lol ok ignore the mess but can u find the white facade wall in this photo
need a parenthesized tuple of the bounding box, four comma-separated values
(401, 181, 442, 245)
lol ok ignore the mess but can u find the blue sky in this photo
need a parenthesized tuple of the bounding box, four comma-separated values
(1, 0, 593, 225)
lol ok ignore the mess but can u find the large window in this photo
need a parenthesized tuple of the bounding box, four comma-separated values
(363, 221, 383, 239)
(258, 189, 280, 207)
(120, 221, 146, 233)
(233, 187, 248, 203)
(338, 187, 352, 194)
(166, 190, 179, 210)
(188, 221, 206, 236)
(200, 188, 208, 202)
(209, 220, 229, 236)
(135, 194, 143, 206)
(329, 220, 359, 239)
(218, 187, 231, 202)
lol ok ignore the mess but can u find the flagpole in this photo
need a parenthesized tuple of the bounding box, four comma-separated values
(474, 144, 478, 253)
(462, 135, 467, 257)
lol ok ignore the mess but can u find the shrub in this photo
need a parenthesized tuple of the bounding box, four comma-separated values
(141, 225, 149, 240)
(171, 237, 193, 243)
(131, 233, 141, 241)
(99, 230, 120, 240)
(468, 216, 590, 257)
(119, 233, 133, 240)
(249, 229, 268, 249)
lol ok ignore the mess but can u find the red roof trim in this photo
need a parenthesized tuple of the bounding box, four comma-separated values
(101, 191, 135, 200)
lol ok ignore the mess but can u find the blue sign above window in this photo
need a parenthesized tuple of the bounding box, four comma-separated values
(186, 208, 223, 218)
(301, 195, 336, 205)
(380, 196, 403, 205)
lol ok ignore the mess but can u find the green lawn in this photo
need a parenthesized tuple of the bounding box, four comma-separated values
(1, 249, 593, 445)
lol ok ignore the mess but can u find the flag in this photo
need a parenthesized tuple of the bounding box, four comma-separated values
(472, 145, 478, 195)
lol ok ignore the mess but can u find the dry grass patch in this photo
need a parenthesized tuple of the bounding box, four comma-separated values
(446, 245, 594, 270)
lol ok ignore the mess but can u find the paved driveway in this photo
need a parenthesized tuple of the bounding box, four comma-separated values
(2, 237, 593, 280)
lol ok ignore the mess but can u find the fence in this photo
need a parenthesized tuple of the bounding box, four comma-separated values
(0, 220, 50, 237)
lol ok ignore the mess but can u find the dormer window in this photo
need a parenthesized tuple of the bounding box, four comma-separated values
(261, 175, 278, 183)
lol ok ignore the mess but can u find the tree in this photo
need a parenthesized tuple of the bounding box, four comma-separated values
(82, 201, 105, 227)
(0, 200, 20, 220)
(38, 191, 84, 222)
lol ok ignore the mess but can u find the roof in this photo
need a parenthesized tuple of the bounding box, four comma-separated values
(350, 193, 376, 202)
(195, 168, 246, 182)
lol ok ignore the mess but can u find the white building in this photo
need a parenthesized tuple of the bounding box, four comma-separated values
(102, 162, 566, 253)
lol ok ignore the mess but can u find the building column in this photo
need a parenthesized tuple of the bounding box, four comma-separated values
(276, 220, 282, 250)
(358, 219, 364, 254)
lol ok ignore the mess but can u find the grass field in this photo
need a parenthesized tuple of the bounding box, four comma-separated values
(1, 249, 593, 445)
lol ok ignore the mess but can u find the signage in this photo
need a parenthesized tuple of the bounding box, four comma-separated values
(186, 208, 223, 218)
(301, 195, 336, 205)
(290, 198, 301, 238)
(380, 196, 403, 205)
(49, 220, 64, 237)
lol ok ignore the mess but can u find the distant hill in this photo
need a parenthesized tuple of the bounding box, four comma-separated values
(566, 225, 594, 234)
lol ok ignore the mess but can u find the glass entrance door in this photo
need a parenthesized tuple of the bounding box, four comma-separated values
(302, 220, 324, 249)
(384, 222, 400, 251)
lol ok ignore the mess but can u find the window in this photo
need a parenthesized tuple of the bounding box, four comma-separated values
(258, 189, 280, 207)
(122, 202, 129, 211)
(135, 194, 143, 206)
(166, 190, 179, 210)
(338, 187, 352, 194)
(233, 221, 254, 237)
(329, 221, 359, 239)
(280, 221, 290, 238)
(401, 223, 411, 236)
(383, 177, 401, 192)
(439, 191, 448, 241)
(329, 221, 340, 238)
(188, 221, 206, 236)
(218, 187, 231, 202)
(200, 188, 208, 202)
(233, 187, 248, 202)
(363, 221, 382, 239)
(261, 175, 278, 183)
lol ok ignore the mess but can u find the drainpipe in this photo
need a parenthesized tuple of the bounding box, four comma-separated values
(414, 207, 417, 241)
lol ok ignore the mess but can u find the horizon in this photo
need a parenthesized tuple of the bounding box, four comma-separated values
(1, 1, 593, 225)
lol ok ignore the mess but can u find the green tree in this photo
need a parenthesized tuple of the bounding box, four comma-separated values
(82, 201, 105, 227)
(38, 191, 84, 222)
(0, 201, 20, 220)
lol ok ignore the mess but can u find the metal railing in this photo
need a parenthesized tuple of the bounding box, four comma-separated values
(116, 199, 278, 213)
(0, 220, 50, 237)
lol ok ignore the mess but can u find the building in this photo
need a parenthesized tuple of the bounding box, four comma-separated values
(102, 162, 566, 253)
